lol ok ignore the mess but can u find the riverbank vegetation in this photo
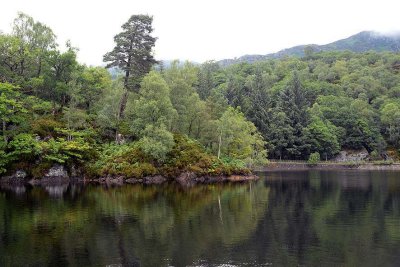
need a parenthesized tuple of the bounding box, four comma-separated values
(1, 13, 400, 179)
(0, 13, 265, 179)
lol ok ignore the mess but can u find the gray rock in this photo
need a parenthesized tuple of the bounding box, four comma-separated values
(44, 165, 68, 178)
(70, 165, 78, 177)
(334, 149, 369, 162)
(0, 170, 27, 184)
(97, 176, 124, 185)
(14, 170, 27, 179)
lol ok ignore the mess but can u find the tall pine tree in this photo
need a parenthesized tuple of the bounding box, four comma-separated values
(103, 15, 157, 119)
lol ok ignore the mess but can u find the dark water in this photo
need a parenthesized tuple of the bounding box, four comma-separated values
(1, 170, 400, 266)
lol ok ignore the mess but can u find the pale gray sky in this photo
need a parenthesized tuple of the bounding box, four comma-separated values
(1, 0, 399, 66)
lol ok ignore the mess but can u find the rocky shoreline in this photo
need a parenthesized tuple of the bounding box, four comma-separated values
(3, 162, 400, 187)
(256, 162, 400, 171)
(0, 165, 259, 187)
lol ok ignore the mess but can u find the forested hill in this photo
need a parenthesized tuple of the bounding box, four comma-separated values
(198, 50, 400, 161)
(219, 31, 400, 66)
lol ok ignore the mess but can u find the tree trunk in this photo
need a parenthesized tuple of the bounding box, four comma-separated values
(52, 100, 57, 116)
(19, 57, 25, 76)
(118, 89, 129, 120)
(217, 134, 222, 159)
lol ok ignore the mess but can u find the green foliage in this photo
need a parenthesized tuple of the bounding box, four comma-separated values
(380, 100, 400, 147)
(40, 135, 91, 164)
(0, 82, 27, 142)
(89, 143, 157, 178)
(90, 134, 250, 179)
(138, 125, 175, 163)
(127, 71, 177, 135)
(162, 61, 207, 137)
(369, 150, 380, 161)
(307, 106, 340, 159)
(103, 14, 157, 92)
(3, 12, 400, 179)
(217, 107, 267, 164)
(163, 134, 218, 177)
(0, 13, 258, 179)
(206, 51, 400, 159)
(163, 134, 250, 177)
(94, 80, 124, 139)
(220, 156, 247, 170)
(7, 134, 42, 165)
(30, 117, 63, 137)
(2, 128, 94, 176)
(308, 152, 321, 164)
(76, 66, 112, 111)
(0, 141, 10, 174)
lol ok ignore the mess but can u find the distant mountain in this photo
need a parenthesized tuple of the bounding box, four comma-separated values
(218, 31, 400, 66)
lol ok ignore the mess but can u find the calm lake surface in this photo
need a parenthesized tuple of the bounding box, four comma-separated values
(1, 170, 400, 266)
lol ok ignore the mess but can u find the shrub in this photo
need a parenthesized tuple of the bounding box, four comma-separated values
(0, 148, 9, 174)
(30, 117, 63, 138)
(369, 150, 380, 161)
(137, 125, 174, 163)
(308, 152, 321, 165)
(89, 134, 251, 179)
(8, 133, 42, 162)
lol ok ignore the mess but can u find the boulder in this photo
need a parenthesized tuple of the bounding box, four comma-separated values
(14, 170, 27, 179)
(0, 170, 27, 184)
(44, 165, 68, 178)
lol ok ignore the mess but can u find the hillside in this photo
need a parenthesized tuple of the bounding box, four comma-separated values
(218, 31, 400, 66)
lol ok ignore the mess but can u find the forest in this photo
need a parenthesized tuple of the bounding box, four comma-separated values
(1, 13, 400, 179)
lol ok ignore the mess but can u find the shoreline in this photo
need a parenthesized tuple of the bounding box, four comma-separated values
(256, 162, 400, 171)
(0, 172, 259, 187)
(2, 163, 400, 187)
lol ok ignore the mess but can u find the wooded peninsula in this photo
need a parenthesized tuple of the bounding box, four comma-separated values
(1, 13, 400, 183)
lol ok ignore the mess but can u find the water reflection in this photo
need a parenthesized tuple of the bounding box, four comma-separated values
(0, 170, 400, 266)
(44, 184, 69, 197)
(260, 170, 400, 266)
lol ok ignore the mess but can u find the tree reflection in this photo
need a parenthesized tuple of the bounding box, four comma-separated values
(258, 170, 400, 266)
(0, 182, 270, 266)
(1, 171, 400, 266)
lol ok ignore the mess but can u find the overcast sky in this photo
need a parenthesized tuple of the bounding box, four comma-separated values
(1, 0, 399, 66)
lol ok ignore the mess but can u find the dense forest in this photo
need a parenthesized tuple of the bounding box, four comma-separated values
(210, 50, 400, 160)
(1, 13, 400, 179)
